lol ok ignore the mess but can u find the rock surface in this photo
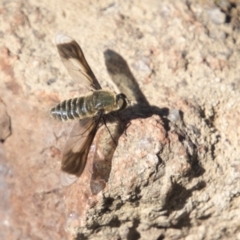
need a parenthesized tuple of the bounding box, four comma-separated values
(0, 0, 240, 239)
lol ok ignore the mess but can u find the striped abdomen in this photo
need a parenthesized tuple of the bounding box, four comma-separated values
(50, 90, 129, 122)
(50, 96, 95, 121)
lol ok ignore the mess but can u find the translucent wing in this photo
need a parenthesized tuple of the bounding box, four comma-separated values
(55, 33, 102, 90)
(60, 172, 78, 187)
(60, 115, 102, 186)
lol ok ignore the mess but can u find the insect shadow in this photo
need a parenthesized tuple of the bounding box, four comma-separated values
(90, 50, 169, 195)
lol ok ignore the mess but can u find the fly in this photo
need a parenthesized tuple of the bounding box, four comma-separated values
(50, 34, 129, 185)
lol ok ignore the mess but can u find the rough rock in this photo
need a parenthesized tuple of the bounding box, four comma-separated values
(0, 0, 240, 239)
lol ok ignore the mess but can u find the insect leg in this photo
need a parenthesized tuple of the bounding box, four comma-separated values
(102, 115, 117, 146)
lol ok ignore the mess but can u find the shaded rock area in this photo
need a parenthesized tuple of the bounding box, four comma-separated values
(0, 0, 240, 239)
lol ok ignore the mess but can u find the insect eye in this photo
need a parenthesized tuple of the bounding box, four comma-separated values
(116, 93, 129, 111)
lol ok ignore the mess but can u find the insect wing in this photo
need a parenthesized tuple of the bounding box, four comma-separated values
(55, 34, 102, 90)
(60, 115, 102, 186)
(60, 172, 78, 187)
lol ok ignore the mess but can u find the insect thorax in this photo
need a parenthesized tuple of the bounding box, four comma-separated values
(89, 90, 118, 114)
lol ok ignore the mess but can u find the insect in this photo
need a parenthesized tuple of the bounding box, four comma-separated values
(50, 34, 130, 186)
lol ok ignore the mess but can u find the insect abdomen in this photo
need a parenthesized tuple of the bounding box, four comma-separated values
(50, 97, 95, 121)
